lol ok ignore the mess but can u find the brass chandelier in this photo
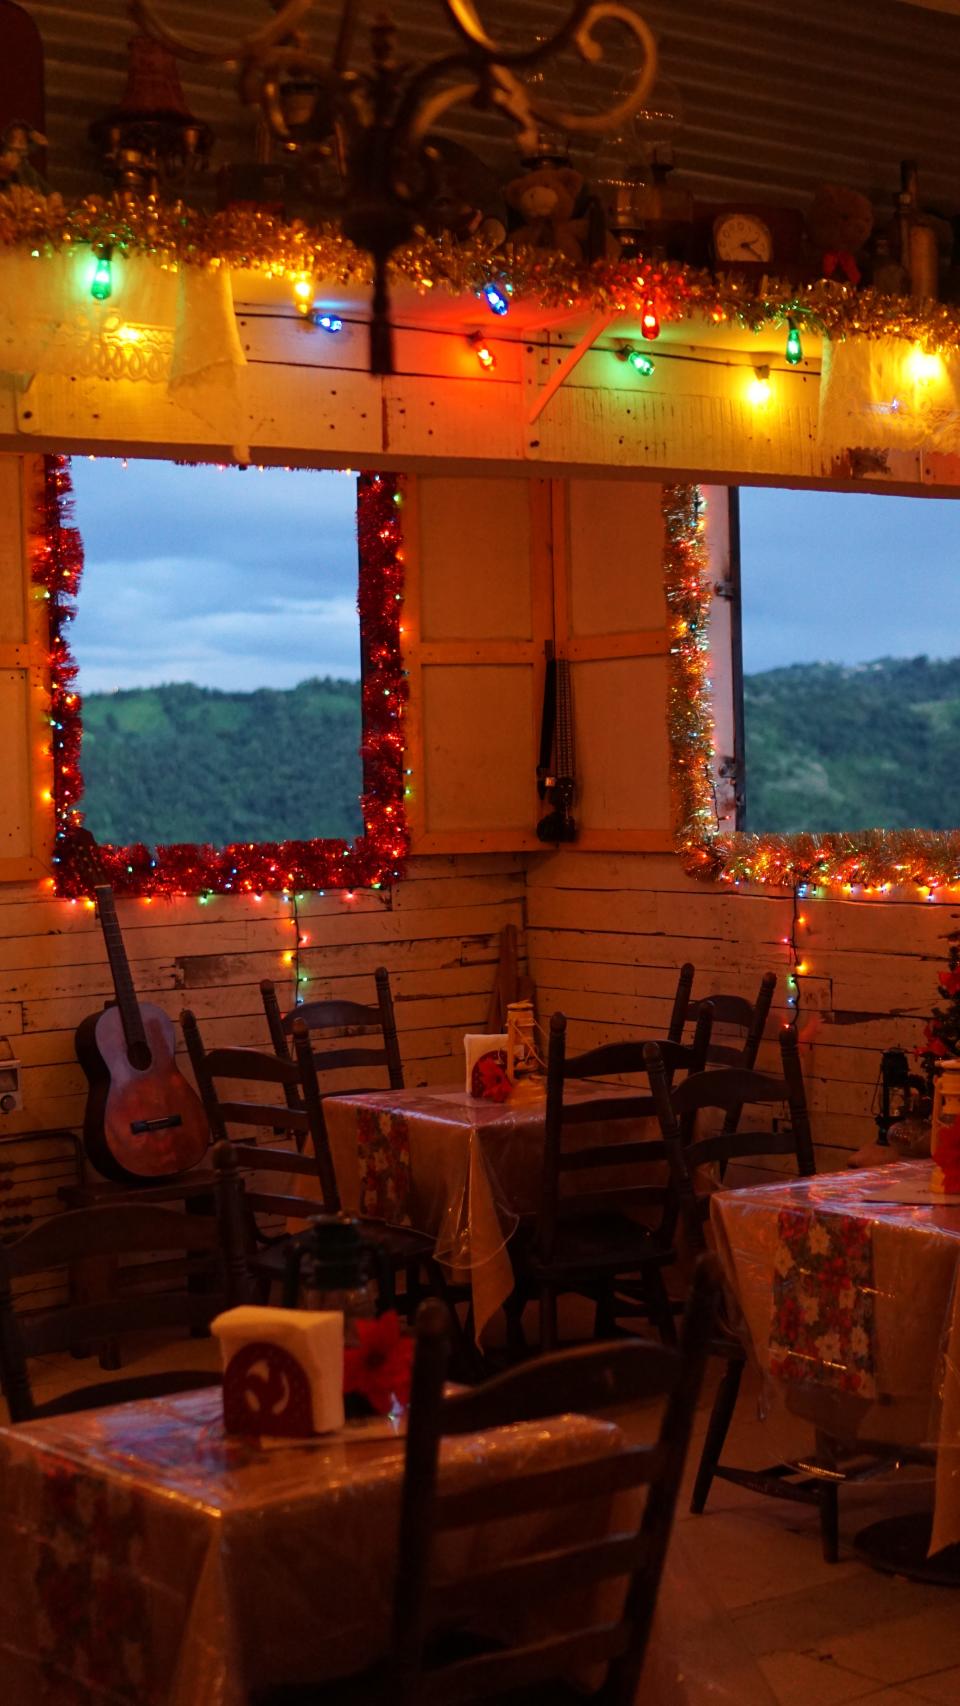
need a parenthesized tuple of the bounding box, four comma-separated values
(131, 0, 658, 374)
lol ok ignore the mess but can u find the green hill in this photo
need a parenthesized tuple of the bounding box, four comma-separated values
(744, 655, 960, 833)
(80, 679, 363, 847)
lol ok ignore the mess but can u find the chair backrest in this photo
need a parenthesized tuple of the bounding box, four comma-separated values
(536, 1005, 714, 1264)
(687, 971, 777, 1069)
(391, 1261, 718, 1706)
(644, 1026, 815, 1254)
(666, 960, 695, 1044)
(261, 965, 404, 1091)
(0, 1198, 232, 1422)
(182, 1009, 342, 1213)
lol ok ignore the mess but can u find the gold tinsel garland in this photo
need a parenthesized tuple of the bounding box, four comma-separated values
(665, 487, 960, 894)
(5, 189, 960, 349)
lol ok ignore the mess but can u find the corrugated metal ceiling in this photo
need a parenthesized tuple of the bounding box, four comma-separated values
(18, 0, 960, 215)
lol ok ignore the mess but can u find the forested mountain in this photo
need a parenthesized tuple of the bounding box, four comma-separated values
(80, 679, 363, 847)
(744, 656, 960, 833)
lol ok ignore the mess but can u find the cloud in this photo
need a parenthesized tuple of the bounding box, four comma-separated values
(740, 488, 960, 672)
(68, 460, 362, 692)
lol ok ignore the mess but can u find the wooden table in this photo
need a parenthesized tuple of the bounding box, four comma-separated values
(322, 1082, 656, 1342)
(711, 1160, 960, 1563)
(0, 1386, 634, 1705)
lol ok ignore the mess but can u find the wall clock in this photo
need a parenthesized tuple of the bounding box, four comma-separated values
(712, 211, 774, 266)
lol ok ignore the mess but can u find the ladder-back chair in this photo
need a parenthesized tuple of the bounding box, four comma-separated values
(261, 967, 404, 1096)
(0, 1198, 237, 1422)
(254, 1262, 718, 1706)
(644, 1030, 858, 1563)
(525, 1004, 714, 1350)
(183, 1012, 451, 1323)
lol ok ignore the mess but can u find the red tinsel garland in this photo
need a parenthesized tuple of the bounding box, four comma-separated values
(38, 458, 408, 897)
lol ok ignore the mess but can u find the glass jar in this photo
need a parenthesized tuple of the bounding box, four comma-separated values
(282, 1214, 380, 1418)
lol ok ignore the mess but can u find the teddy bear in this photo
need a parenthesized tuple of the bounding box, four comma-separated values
(505, 164, 592, 263)
(806, 183, 874, 285)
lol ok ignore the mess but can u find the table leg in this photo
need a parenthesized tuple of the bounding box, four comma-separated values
(854, 1511, 960, 1584)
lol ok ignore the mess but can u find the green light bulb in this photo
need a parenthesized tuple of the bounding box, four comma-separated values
(628, 350, 655, 377)
(90, 252, 112, 302)
(785, 322, 802, 365)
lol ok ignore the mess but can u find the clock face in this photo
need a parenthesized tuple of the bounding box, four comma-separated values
(713, 213, 773, 264)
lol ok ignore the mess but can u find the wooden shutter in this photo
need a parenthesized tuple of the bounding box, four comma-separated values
(551, 477, 674, 853)
(0, 454, 52, 882)
(405, 474, 552, 853)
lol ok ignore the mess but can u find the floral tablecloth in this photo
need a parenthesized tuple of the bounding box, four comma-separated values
(711, 1161, 960, 1553)
(0, 1388, 777, 1706)
(321, 1082, 657, 1341)
(0, 1387, 631, 1706)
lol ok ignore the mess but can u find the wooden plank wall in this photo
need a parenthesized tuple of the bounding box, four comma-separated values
(0, 853, 525, 1296)
(526, 849, 945, 1174)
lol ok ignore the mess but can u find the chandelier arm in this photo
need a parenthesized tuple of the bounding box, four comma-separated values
(440, 0, 598, 68)
(129, 0, 316, 69)
(394, 5, 656, 158)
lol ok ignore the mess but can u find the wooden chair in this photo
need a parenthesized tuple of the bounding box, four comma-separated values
(261, 967, 404, 1095)
(687, 970, 777, 1069)
(0, 1195, 240, 1422)
(666, 960, 696, 1043)
(644, 1028, 857, 1563)
(523, 1003, 714, 1351)
(182, 1011, 454, 1324)
(254, 1261, 719, 1706)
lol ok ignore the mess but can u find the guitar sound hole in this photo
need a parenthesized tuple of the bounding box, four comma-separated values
(128, 1040, 153, 1072)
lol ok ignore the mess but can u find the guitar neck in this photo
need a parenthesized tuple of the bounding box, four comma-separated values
(94, 886, 147, 1055)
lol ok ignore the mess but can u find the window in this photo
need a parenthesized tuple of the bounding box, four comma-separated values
(736, 487, 960, 835)
(44, 456, 407, 896)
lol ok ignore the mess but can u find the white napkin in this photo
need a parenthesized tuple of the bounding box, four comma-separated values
(212, 1305, 344, 1436)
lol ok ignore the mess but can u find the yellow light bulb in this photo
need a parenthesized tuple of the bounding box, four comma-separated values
(907, 347, 942, 383)
(747, 369, 772, 407)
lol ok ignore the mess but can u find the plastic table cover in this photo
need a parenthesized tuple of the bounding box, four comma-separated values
(711, 1159, 960, 1554)
(0, 1386, 776, 1706)
(322, 1082, 660, 1342)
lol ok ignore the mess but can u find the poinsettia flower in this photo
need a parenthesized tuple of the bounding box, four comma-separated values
(472, 1051, 512, 1103)
(343, 1310, 414, 1415)
(940, 969, 960, 997)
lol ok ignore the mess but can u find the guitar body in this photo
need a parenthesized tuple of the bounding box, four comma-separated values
(76, 1001, 210, 1183)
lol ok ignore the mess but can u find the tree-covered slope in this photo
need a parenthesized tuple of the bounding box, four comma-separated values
(80, 679, 363, 847)
(744, 656, 960, 833)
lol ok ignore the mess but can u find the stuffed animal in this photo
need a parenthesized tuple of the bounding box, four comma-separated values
(505, 164, 590, 263)
(807, 183, 874, 285)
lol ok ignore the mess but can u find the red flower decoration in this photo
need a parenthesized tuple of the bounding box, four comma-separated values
(940, 969, 960, 998)
(472, 1050, 512, 1103)
(343, 1310, 414, 1415)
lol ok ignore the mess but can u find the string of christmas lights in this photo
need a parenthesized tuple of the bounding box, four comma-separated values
(8, 190, 960, 353)
(41, 459, 409, 897)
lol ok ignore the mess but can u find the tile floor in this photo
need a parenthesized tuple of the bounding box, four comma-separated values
(6, 1337, 960, 1705)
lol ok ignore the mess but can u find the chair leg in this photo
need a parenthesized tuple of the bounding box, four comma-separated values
(642, 1267, 678, 1346)
(503, 1286, 528, 1359)
(594, 1280, 616, 1341)
(403, 1262, 422, 1321)
(691, 1354, 744, 1515)
(819, 1483, 840, 1564)
(540, 1284, 558, 1352)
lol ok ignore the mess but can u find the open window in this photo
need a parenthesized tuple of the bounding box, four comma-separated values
(38, 456, 408, 897)
(668, 482, 960, 891)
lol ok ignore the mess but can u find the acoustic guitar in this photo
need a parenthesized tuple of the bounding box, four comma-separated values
(75, 883, 210, 1182)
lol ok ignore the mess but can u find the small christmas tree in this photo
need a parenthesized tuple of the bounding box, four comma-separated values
(920, 930, 960, 1081)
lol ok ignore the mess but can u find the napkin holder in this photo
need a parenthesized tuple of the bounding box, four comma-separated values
(464, 1033, 511, 1101)
(211, 1305, 345, 1437)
